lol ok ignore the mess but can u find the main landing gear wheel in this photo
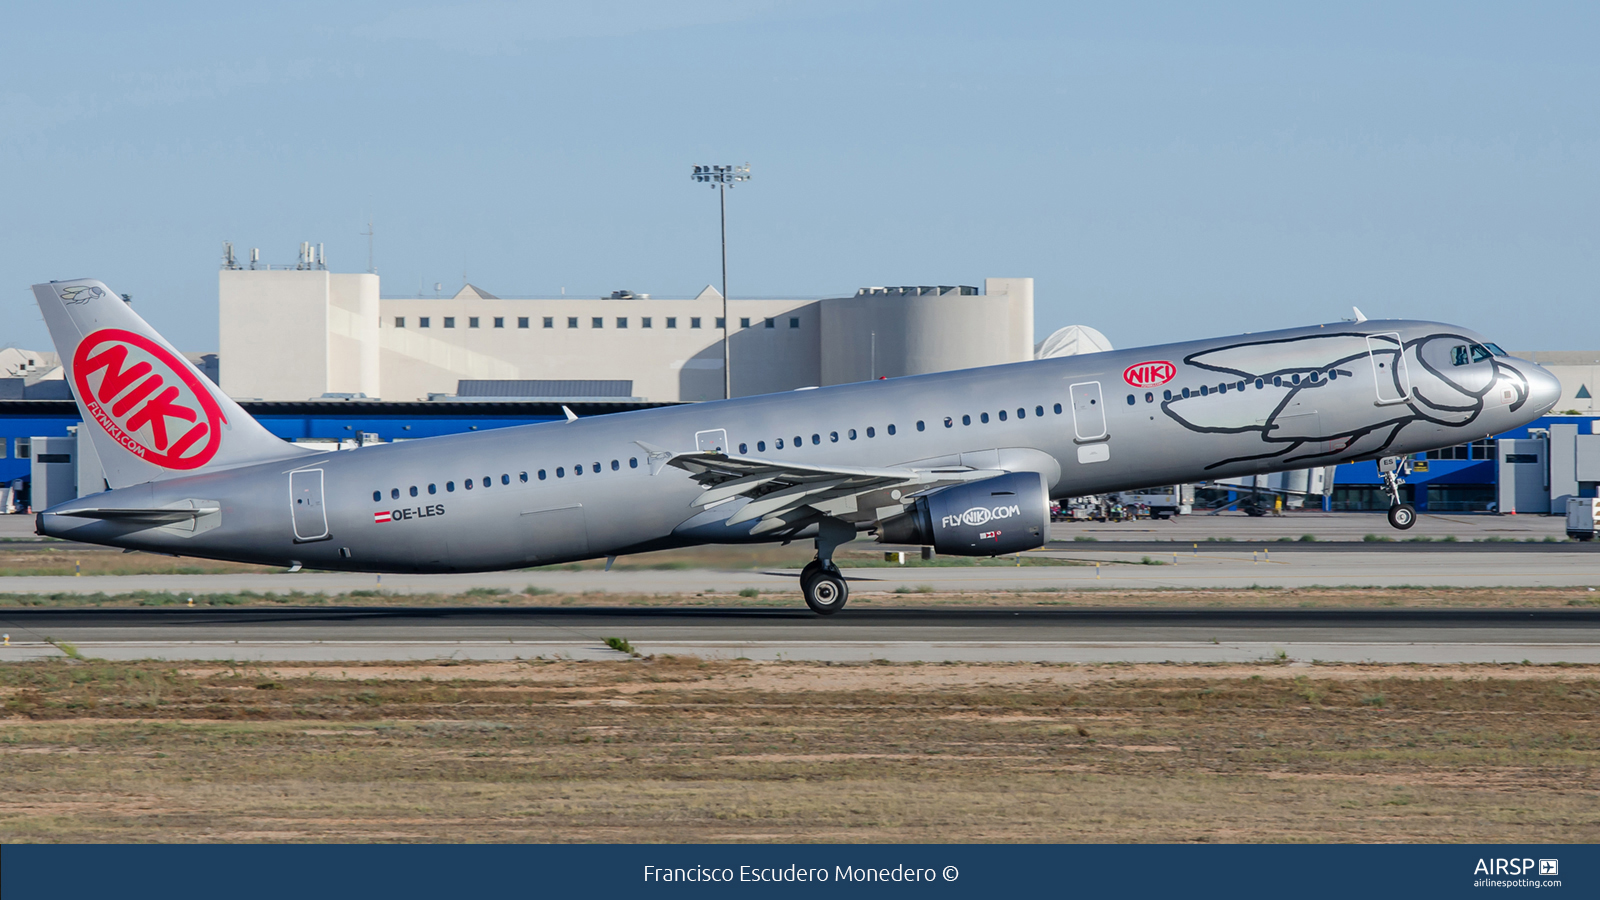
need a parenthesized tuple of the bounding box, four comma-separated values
(1387, 502, 1417, 530)
(802, 567, 848, 615)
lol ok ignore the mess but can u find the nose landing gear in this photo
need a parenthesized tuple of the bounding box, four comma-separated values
(1379, 456, 1417, 530)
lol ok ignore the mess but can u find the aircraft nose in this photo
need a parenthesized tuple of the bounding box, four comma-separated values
(1523, 363, 1563, 413)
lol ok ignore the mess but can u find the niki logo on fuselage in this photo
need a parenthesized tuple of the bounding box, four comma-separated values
(374, 505, 445, 524)
(1123, 361, 1176, 388)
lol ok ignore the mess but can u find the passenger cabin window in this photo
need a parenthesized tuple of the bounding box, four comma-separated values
(739, 443, 747, 453)
(429, 484, 437, 494)
(409, 486, 418, 497)
(962, 415, 971, 425)
(629, 458, 638, 468)
(538, 470, 547, 480)
(611, 460, 620, 470)
(446, 481, 455, 491)
(998, 410, 1007, 421)
(391, 488, 399, 499)
(887, 424, 896, 435)
(980, 413, 989, 423)
(372, 491, 381, 502)
(757, 441, 766, 451)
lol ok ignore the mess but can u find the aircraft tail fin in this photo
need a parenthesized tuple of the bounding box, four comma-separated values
(32, 279, 314, 489)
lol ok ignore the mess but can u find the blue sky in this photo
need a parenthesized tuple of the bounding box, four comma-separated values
(2, 1, 1596, 352)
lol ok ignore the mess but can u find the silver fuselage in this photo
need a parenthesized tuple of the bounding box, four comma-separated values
(39, 319, 1562, 571)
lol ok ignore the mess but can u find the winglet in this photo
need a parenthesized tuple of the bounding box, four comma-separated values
(562, 405, 578, 422)
(1352, 306, 1367, 323)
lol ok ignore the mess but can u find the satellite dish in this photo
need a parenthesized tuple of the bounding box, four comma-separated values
(1035, 325, 1114, 359)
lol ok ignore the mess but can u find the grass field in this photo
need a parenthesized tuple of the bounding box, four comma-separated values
(2, 657, 1596, 843)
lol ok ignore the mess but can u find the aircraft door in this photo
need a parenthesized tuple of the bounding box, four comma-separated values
(1069, 381, 1107, 441)
(696, 429, 728, 454)
(289, 468, 330, 542)
(1367, 333, 1412, 405)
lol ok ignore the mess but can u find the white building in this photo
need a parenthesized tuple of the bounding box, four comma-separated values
(218, 266, 1034, 402)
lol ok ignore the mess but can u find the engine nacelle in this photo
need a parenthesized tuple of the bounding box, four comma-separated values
(877, 471, 1049, 556)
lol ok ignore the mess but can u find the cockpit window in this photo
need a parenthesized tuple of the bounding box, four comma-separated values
(1451, 344, 1494, 366)
(1484, 342, 1507, 356)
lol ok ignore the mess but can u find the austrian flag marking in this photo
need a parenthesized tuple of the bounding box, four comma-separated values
(1123, 360, 1176, 388)
(374, 511, 393, 524)
(71, 328, 226, 470)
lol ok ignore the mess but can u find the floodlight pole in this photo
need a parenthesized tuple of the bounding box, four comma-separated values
(719, 183, 728, 400)
(692, 164, 750, 400)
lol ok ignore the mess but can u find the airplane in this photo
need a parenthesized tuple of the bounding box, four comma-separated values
(32, 279, 1562, 614)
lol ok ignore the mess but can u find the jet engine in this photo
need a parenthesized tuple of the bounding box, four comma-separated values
(877, 471, 1049, 556)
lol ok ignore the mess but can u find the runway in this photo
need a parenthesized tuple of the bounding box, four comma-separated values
(4, 606, 1598, 664)
(0, 547, 1594, 597)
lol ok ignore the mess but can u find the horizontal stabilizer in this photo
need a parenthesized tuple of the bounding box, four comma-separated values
(53, 506, 217, 522)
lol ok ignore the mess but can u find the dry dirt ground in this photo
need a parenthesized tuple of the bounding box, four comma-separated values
(1, 657, 1596, 843)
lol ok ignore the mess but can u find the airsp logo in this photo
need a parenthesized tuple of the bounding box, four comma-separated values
(71, 328, 226, 470)
(943, 504, 1022, 529)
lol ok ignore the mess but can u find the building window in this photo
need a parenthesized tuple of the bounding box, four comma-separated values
(740, 317, 750, 328)
(394, 317, 406, 328)
(666, 317, 677, 328)
(518, 317, 529, 328)
(419, 317, 430, 328)
(542, 317, 553, 328)
(642, 317, 653, 328)
(789, 317, 799, 328)
(592, 317, 603, 328)
(468, 317, 480, 328)
(690, 317, 702, 329)
(616, 317, 627, 328)
(568, 317, 578, 328)
(715, 317, 725, 328)
(765, 318, 775, 328)
(493, 317, 504, 328)
(444, 317, 456, 328)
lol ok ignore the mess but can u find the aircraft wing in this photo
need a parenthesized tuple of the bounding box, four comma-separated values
(665, 451, 995, 534)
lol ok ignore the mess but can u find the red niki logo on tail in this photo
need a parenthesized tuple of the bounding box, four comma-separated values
(71, 329, 226, 469)
(1122, 360, 1176, 388)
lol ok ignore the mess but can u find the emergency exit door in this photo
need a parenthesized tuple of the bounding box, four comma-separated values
(1070, 382, 1107, 441)
(290, 468, 330, 542)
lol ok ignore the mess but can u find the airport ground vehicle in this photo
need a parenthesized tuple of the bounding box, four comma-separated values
(1569, 497, 1600, 541)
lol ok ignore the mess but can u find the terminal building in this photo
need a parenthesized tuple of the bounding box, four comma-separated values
(216, 260, 1035, 403)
